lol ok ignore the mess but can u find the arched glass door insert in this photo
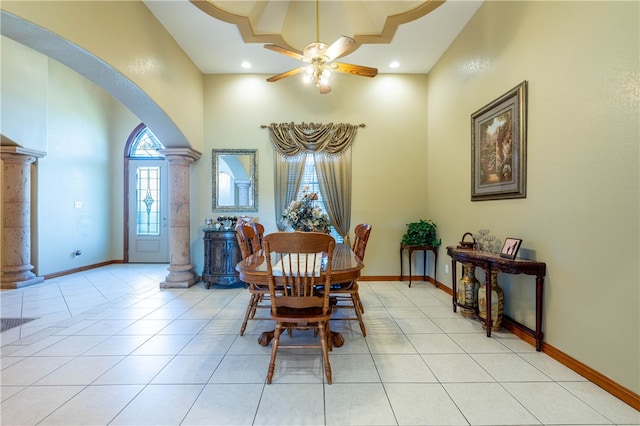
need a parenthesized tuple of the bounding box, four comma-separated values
(130, 127, 165, 157)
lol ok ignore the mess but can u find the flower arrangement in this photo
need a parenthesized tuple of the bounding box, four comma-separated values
(473, 228, 502, 253)
(282, 186, 332, 233)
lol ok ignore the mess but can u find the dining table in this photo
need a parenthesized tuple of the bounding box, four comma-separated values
(236, 242, 364, 347)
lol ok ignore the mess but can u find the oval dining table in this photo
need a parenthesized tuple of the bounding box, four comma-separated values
(236, 242, 364, 347)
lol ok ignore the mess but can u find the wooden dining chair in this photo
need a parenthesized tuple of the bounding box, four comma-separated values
(236, 221, 262, 259)
(328, 223, 371, 336)
(237, 222, 270, 336)
(263, 231, 335, 384)
(353, 223, 372, 262)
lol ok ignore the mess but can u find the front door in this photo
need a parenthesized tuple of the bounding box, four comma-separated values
(128, 159, 169, 262)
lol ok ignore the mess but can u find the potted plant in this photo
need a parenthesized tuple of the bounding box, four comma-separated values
(401, 219, 441, 247)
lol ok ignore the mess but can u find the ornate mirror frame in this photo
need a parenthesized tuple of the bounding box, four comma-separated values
(212, 149, 258, 212)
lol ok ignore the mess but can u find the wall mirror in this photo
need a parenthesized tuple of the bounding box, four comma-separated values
(212, 149, 258, 212)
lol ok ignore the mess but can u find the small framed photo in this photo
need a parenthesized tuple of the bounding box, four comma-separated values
(500, 238, 522, 259)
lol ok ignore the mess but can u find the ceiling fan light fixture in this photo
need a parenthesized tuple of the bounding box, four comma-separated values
(263, 1, 377, 94)
(305, 65, 314, 76)
(303, 42, 329, 60)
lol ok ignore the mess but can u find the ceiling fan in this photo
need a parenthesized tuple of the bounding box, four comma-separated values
(264, 1, 378, 94)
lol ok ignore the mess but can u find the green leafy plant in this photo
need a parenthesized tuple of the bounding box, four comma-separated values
(401, 219, 441, 246)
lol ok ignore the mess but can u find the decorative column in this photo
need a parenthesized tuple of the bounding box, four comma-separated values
(235, 179, 251, 206)
(1, 146, 46, 289)
(158, 148, 201, 288)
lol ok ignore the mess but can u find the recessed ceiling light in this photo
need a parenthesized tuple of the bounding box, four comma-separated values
(241, 61, 252, 69)
(389, 61, 400, 69)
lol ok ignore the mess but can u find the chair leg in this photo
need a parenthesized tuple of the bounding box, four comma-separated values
(250, 294, 265, 319)
(318, 321, 332, 384)
(354, 291, 364, 313)
(267, 324, 283, 384)
(240, 293, 258, 336)
(352, 293, 367, 336)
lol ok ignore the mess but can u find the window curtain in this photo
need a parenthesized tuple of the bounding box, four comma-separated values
(263, 122, 363, 241)
(273, 155, 305, 231)
(315, 149, 351, 245)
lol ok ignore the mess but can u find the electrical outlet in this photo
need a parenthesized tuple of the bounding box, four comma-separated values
(445, 264, 449, 274)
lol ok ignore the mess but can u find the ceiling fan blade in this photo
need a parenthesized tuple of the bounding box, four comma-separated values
(333, 62, 379, 78)
(325, 36, 357, 61)
(266, 67, 306, 83)
(264, 44, 310, 63)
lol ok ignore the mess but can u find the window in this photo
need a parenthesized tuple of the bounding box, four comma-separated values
(298, 154, 343, 243)
(136, 166, 161, 236)
(129, 127, 164, 158)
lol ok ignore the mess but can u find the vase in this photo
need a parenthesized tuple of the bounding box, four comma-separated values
(457, 263, 478, 318)
(478, 270, 504, 331)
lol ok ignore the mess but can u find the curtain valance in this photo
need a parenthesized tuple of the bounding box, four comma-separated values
(261, 122, 365, 157)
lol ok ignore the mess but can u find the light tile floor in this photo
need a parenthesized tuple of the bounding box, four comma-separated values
(1, 263, 639, 425)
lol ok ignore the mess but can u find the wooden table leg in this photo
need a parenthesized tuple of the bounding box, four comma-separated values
(331, 331, 345, 347)
(257, 331, 274, 346)
(451, 259, 458, 312)
(409, 248, 414, 287)
(423, 249, 427, 282)
(399, 245, 404, 282)
(535, 274, 544, 351)
(485, 267, 492, 337)
(432, 249, 438, 288)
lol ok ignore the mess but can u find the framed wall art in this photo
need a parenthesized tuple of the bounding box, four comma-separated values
(500, 237, 522, 259)
(471, 81, 527, 201)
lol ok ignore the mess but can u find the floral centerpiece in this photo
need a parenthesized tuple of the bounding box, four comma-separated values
(282, 186, 332, 233)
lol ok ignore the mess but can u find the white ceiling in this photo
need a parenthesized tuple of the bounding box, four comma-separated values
(143, 0, 483, 76)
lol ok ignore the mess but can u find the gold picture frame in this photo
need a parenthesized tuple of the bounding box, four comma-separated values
(471, 81, 527, 201)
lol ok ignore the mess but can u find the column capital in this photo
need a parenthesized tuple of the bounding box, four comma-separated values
(159, 148, 202, 164)
(1, 146, 46, 162)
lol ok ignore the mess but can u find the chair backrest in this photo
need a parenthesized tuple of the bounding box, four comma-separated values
(236, 222, 262, 259)
(352, 223, 372, 261)
(263, 232, 335, 316)
(252, 222, 265, 246)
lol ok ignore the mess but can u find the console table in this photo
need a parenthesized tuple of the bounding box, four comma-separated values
(400, 244, 438, 288)
(447, 246, 546, 351)
(202, 229, 243, 288)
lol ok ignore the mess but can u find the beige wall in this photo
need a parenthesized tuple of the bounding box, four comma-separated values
(191, 73, 431, 276)
(1, 1, 204, 151)
(427, 1, 639, 394)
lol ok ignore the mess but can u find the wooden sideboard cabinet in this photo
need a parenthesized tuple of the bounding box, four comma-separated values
(202, 229, 243, 288)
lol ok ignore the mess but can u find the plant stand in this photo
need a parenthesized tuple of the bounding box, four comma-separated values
(400, 244, 438, 288)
